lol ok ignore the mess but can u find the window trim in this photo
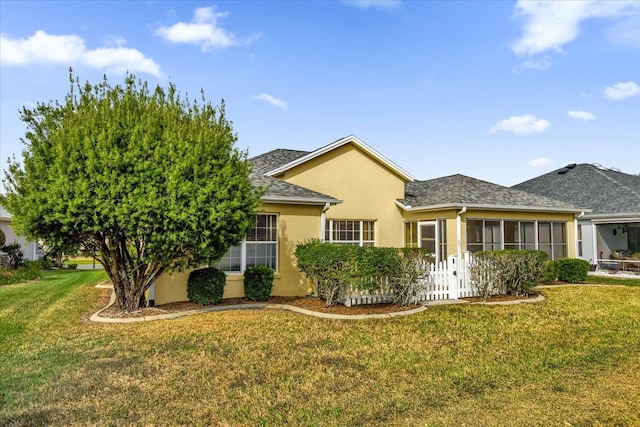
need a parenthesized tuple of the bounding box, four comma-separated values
(215, 213, 278, 274)
(325, 219, 376, 246)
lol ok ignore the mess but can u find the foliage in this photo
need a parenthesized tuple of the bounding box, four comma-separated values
(1, 70, 262, 312)
(557, 258, 590, 283)
(471, 250, 548, 296)
(469, 253, 503, 299)
(0, 261, 41, 286)
(388, 248, 432, 305)
(0, 229, 5, 247)
(38, 256, 56, 270)
(294, 239, 355, 306)
(1, 243, 24, 269)
(542, 260, 559, 284)
(294, 240, 431, 306)
(187, 267, 226, 305)
(243, 265, 275, 301)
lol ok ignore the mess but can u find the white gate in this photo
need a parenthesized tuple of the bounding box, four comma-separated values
(342, 252, 479, 306)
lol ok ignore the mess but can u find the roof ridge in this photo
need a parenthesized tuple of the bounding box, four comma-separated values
(592, 166, 640, 199)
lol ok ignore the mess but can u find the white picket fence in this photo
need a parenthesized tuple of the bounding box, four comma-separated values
(342, 252, 481, 307)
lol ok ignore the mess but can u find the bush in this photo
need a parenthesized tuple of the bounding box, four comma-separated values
(244, 265, 274, 301)
(294, 240, 426, 306)
(0, 261, 41, 286)
(2, 243, 24, 269)
(542, 260, 559, 284)
(388, 248, 432, 305)
(38, 258, 55, 270)
(470, 250, 548, 296)
(557, 258, 590, 283)
(187, 267, 226, 305)
(469, 253, 503, 299)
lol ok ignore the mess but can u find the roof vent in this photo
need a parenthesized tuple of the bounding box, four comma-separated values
(557, 167, 570, 174)
(609, 167, 621, 172)
(565, 163, 577, 169)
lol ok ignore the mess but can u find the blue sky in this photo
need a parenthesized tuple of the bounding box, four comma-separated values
(1, 0, 639, 187)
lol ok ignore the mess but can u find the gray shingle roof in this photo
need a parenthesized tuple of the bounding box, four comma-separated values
(513, 164, 640, 217)
(249, 149, 340, 205)
(400, 174, 582, 212)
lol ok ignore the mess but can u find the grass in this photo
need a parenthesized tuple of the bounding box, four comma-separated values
(585, 274, 640, 286)
(1, 271, 639, 426)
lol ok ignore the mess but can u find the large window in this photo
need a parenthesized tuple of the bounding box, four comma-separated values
(467, 218, 567, 260)
(325, 220, 375, 246)
(215, 214, 278, 273)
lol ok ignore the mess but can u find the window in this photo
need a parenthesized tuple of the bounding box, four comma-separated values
(466, 218, 566, 260)
(405, 222, 418, 248)
(325, 220, 375, 246)
(215, 214, 278, 273)
(577, 224, 583, 257)
(438, 219, 447, 261)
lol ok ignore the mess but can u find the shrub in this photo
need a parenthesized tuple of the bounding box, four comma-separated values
(187, 267, 226, 305)
(66, 263, 78, 270)
(470, 250, 548, 296)
(388, 248, 431, 305)
(557, 258, 590, 283)
(244, 265, 274, 301)
(2, 243, 24, 269)
(294, 240, 423, 306)
(542, 260, 559, 284)
(469, 253, 503, 299)
(0, 261, 41, 286)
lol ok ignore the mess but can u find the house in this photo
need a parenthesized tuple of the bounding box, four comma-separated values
(152, 135, 583, 305)
(0, 205, 44, 261)
(513, 163, 640, 267)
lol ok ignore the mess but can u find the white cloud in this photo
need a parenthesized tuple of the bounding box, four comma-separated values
(519, 57, 552, 71)
(529, 157, 553, 168)
(604, 81, 640, 100)
(568, 110, 596, 120)
(342, 0, 401, 10)
(254, 94, 288, 110)
(0, 30, 161, 76)
(156, 6, 256, 51)
(489, 115, 551, 134)
(511, 0, 640, 56)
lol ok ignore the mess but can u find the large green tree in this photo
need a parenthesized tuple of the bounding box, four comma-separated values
(2, 71, 262, 312)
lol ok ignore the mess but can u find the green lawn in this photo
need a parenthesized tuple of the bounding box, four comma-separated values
(1, 271, 639, 426)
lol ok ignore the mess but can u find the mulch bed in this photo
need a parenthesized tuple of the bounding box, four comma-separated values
(96, 288, 540, 319)
(97, 295, 421, 318)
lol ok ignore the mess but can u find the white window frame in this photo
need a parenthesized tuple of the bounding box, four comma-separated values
(215, 213, 278, 274)
(325, 220, 376, 246)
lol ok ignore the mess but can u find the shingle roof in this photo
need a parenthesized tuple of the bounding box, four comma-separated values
(513, 164, 640, 217)
(249, 149, 340, 205)
(399, 174, 583, 212)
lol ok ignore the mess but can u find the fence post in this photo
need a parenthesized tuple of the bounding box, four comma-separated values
(448, 254, 458, 299)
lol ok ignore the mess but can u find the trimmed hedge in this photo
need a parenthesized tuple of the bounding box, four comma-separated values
(187, 267, 226, 305)
(557, 258, 590, 283)
(294, 239, 432, 306)
(244, 265, 274, 301)
(542, 260, 559, 284)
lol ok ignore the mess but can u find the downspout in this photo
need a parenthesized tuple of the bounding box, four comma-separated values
(456, 206, 467, 260)
(320, 202, 330, 241)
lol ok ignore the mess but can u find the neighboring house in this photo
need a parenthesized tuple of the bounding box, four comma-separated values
(513, 163, 640, 266)
(0, 205, 44, 261)
(153, 135, 583, 305)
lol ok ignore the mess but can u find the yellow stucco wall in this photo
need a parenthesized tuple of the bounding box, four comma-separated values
(152, 203, 323, 305)
(278, 142, 408, 247)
